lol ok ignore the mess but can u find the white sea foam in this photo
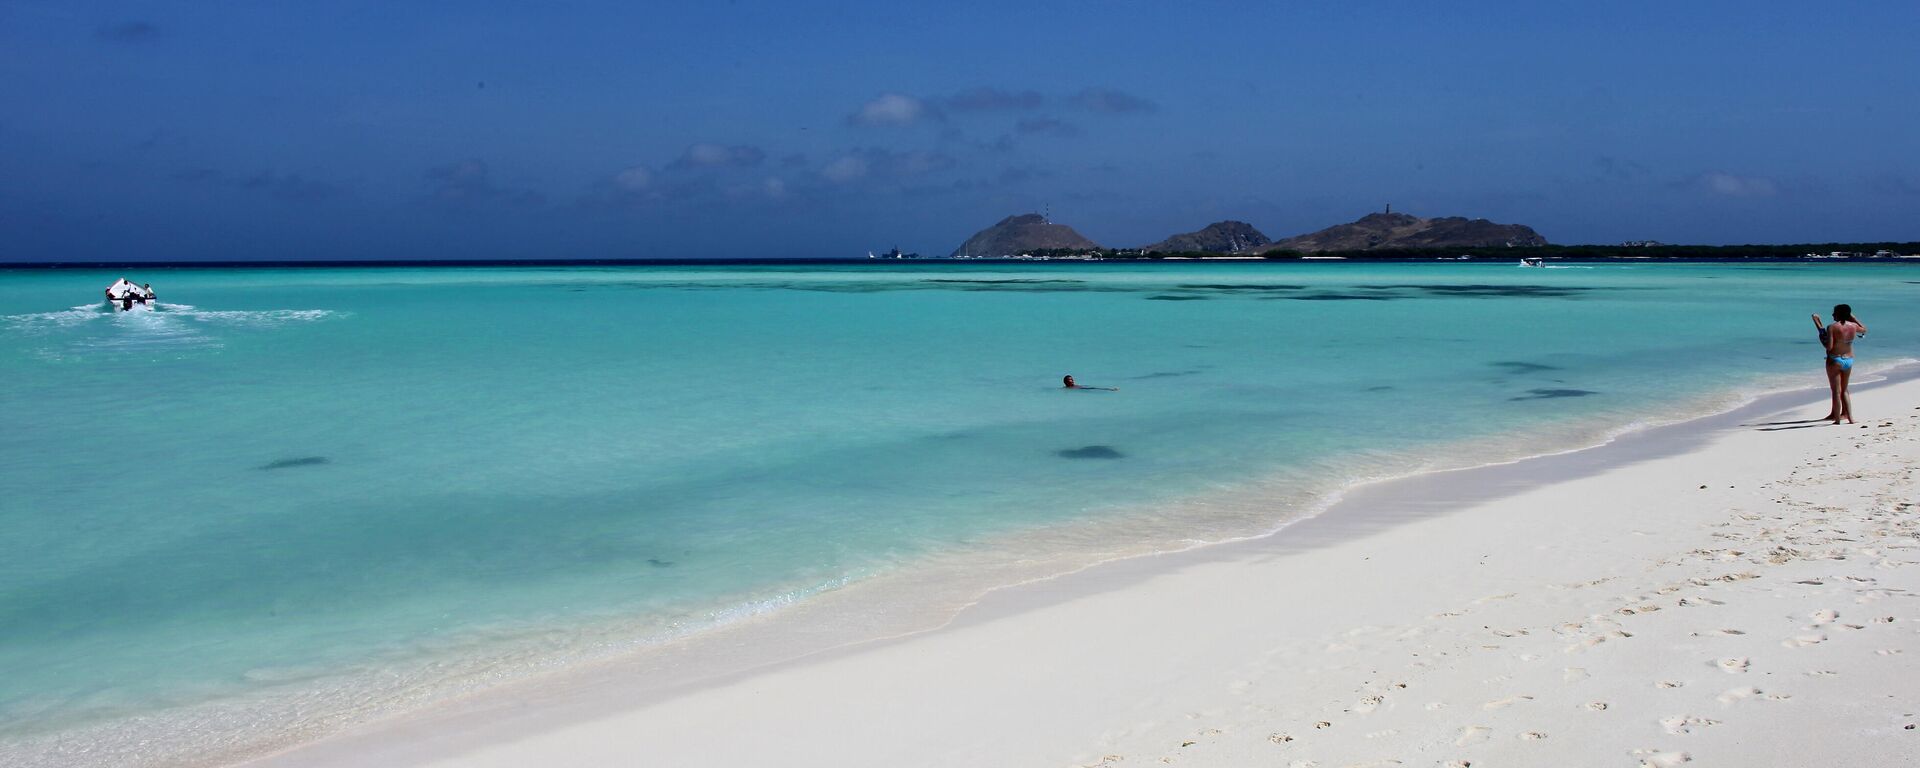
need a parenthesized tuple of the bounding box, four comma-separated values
(3, 303, 341, 358)
(0, 573, 861, 768)
(172, 306, 341, 326)
(0, 304, 107, 330)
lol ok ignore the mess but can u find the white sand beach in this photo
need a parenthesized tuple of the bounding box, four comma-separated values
(250, 373, 1920, 768)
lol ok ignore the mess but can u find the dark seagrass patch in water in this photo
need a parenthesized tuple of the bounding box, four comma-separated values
(1057, 445, 1125, 459)
(1509, 388, 1598, 401)
(1491, 361, 1561, 374)
(259, 456, 330, 470)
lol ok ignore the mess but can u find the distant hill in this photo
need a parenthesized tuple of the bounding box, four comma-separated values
(1144, 221, 1271, 253)
(951, 214, 1101, 257)
(1252, 212, 1547, 253)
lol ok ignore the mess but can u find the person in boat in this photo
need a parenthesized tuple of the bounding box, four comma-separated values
(1062, 375, 1117, 391)
(105, 278, 130, 310)
(1814, 304, 1866, 424)
(102, 278, 151, 310)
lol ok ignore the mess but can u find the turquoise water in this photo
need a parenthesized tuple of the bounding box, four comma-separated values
(2, 262, 1916, 764)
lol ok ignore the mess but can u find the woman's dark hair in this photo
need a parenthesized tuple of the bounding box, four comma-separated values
(1833, 304, 1853, 323)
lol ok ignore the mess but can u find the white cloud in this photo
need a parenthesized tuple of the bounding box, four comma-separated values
(1698, 171, 1778, 198)
(850, 93, 934, 126)
(614, 165, 653, 190)
(763, 177, 788, 198)
(821, 155, 869, 182)
(892, 151, 952, 175)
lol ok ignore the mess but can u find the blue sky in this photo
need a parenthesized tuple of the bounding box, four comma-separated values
(2, 0, 1916, 260)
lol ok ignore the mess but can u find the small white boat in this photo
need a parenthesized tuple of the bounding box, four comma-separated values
(104, 278, 157, 311)
(1519, 257, 1545, 268)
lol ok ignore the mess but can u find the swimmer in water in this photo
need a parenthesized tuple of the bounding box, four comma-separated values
(1062, 374, 1117, 391)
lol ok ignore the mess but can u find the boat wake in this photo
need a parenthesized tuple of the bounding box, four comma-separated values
(3, 303, 343, 357)
(4, 304, 340, 328)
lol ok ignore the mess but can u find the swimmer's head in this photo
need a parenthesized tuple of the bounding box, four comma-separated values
(1062, 375, 1076, 388)
(1834, 304, 1853, 323)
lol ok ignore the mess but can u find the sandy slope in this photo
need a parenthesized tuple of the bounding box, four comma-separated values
(252, 377, 1920, 768)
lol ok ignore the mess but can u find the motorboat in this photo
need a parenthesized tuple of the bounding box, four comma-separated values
(105, 278, 157, 311)
(1519, 257, 1545, 267)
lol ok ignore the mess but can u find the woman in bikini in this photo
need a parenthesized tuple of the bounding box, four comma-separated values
(1812, 304, 1866, 424)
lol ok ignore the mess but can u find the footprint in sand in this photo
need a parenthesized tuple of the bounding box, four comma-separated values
(1587, 701, 1610, 711)
(1783, 633, 1826, 648)
(1660, 715, 1722, 735)
(1715, 657, 1751, 673)
(1810, 609, 1839, 624)
(1483, 695, 1534, 710)
(1518, 731, 1548, 740)
(1566, 636, 1609, 652)
(1352, 695, 1383, 713)
(1455, 726, 1492, 746)
(1632, 749, 1692, 767)
(1716, 686, 1763, 704)
(1442, 761, 1472, 768)
(1657, 680, 1687, 689)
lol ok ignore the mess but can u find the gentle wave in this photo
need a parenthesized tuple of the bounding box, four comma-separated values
(0, 571, 861, 768)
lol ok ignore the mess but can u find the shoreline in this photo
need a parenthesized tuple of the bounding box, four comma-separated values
(6, 345, 1895, 768)
(236, 363, 1920, 768)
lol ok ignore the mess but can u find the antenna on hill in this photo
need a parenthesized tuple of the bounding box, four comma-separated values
(1385, 203, 1391, 214)
(1044, 203, 1051, 224)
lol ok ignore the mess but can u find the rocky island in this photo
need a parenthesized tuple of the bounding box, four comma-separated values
(950, 214, 1102, 258)
(943, 210, 1912, 261)
(1143, 221, 1271, 254)
(1249, 211, 1547, 253)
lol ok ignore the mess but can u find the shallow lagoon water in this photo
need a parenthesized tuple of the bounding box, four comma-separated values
(1, 261, 1915, 764)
